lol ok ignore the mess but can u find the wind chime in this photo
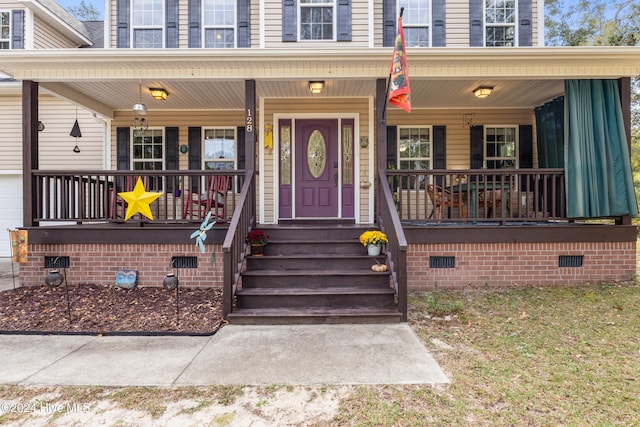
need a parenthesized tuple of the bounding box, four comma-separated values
(70, 106, 82, 153)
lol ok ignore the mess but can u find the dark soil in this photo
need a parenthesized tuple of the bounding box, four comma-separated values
(0, 283, 224, 334)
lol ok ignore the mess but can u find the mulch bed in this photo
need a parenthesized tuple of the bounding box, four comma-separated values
(0, 283, 224, 334)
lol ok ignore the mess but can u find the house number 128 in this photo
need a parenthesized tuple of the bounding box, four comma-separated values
(246, 109, 253, 133)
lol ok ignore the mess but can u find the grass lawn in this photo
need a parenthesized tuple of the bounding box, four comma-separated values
(332, 282, 640, 426)
(1, 282, 638, 426)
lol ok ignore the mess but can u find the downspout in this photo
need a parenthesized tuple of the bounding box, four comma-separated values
(92, 113, 112, 170)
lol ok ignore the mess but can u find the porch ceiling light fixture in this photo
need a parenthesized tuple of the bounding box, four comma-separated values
(309, 81, 324, 94)
(132, 82, 147, 115)
(149, 87, 169, 100)
(473, 86, 493, 99)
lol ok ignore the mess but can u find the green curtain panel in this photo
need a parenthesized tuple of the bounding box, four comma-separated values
(535, 96, 564, 168)
(564, 79, 638, 218)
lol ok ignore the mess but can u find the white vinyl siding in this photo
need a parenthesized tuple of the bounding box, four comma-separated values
(446, 0, 472, 47)
(33, 16, 79, 48)
(0, 93, 22, 169)
(0, 94, 104, 171)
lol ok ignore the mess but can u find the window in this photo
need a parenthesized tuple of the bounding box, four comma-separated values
(485, 0, 516, 47)
(204, 128, 236, 170)
(300, 0, 335, 41)
(398, 127, 431, 170)
(132, 129, 164, 170)
(203, 0, 235, 48)
(0, 11, 10, 49)
(132, 0, 164, 48)
(485, 126, 517, 168)
(399, 0, 429, 47)
(132, 128, 164, 190)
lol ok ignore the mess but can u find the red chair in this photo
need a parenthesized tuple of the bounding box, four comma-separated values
(183, 175, 231, 221)
(109, 175, 149, 219)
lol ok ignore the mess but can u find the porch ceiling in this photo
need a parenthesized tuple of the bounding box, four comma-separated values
(1, 46, 639, 117)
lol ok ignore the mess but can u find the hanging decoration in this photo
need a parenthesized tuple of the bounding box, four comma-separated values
(117, 177, 162, 221)
(70, 106, 82, 153)
(190, 211, 216, 254)
(132, 81, 148, 136)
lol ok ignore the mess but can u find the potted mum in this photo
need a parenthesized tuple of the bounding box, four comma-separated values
(359, 230, 388, 256)
(246, 229, 270, 256)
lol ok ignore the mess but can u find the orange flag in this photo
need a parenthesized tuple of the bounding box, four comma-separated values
(389, 13, 411, 113)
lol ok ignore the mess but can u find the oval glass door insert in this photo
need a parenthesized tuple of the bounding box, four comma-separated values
(307, 130, 327, 178)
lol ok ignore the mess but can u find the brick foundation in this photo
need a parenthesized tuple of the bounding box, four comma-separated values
(407, 241, 637, 291)
(20, 241, 637, 292)
(21, 243, 223, 288)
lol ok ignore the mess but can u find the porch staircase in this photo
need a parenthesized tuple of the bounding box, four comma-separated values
(226, 224, 403, 324)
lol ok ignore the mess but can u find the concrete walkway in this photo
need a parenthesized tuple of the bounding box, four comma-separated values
(0, 259, 449, 386)
(0, 325, 449, 386)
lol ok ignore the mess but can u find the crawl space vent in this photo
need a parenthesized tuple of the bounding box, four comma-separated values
(558, 255, 583, 268)
(430, 256, 455, 269)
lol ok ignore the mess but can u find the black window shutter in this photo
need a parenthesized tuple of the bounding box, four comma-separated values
(11, 10, 23, 49)
(432, 0, 446, 47)
(433, 126, 446, 169)
(116, 127, 130, 170)
(470, 125, 484, 169)
(518, 0, 532, 46)
(469, 0, 483, 47)
(382, 0, 396, 47)
(165, 127, 179, 192)
(337, 0, 352, 41)
(188, 0, 201, 48)
(519, 125, 533, 168)
(386, 126, 397, 168)
(166, 0, 179, 48)
(237, 127, 246, 170)
(188, 127, 202, 170)
(237, 0, 251, 47)
(116, 0, 130, 48)
(282, 0, 297, 42)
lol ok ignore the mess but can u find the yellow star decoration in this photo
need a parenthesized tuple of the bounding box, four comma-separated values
(118, 177, 162, 221)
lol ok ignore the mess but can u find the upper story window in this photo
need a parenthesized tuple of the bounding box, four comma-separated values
(132, 0, 164, 48)
(0, 11, 10, 49)
(399, 0, 430, 47)
(485, 126, 517, 168)
(299, 0, 335, 41)
(204, 128, 236, 170)
(484, 0, 515, 47)
(204, 0, 236, 47)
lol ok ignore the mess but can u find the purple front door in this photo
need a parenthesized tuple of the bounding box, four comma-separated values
(295, 119, 339, 217)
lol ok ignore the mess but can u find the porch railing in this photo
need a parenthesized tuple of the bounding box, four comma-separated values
(377, 169, 408, 321)
(385, 168, 566, 222)
(222, 169, 255, 318)
(31, 170, 245, 224)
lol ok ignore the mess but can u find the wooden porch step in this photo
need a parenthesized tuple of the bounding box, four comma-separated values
(236, 286, 396, 309)
(261, 240, 365, 256)
(246, 254, 386, 271)
(227, 307, 403, 325)
(241, 269, 391, 288)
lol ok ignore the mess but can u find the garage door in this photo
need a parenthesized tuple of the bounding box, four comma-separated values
(0, 175, 23, 258)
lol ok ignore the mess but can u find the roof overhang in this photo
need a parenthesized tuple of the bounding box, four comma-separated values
(1, 47, 639, 81)
(1, 47, 639, 118)
(19, 0, 93, 47)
